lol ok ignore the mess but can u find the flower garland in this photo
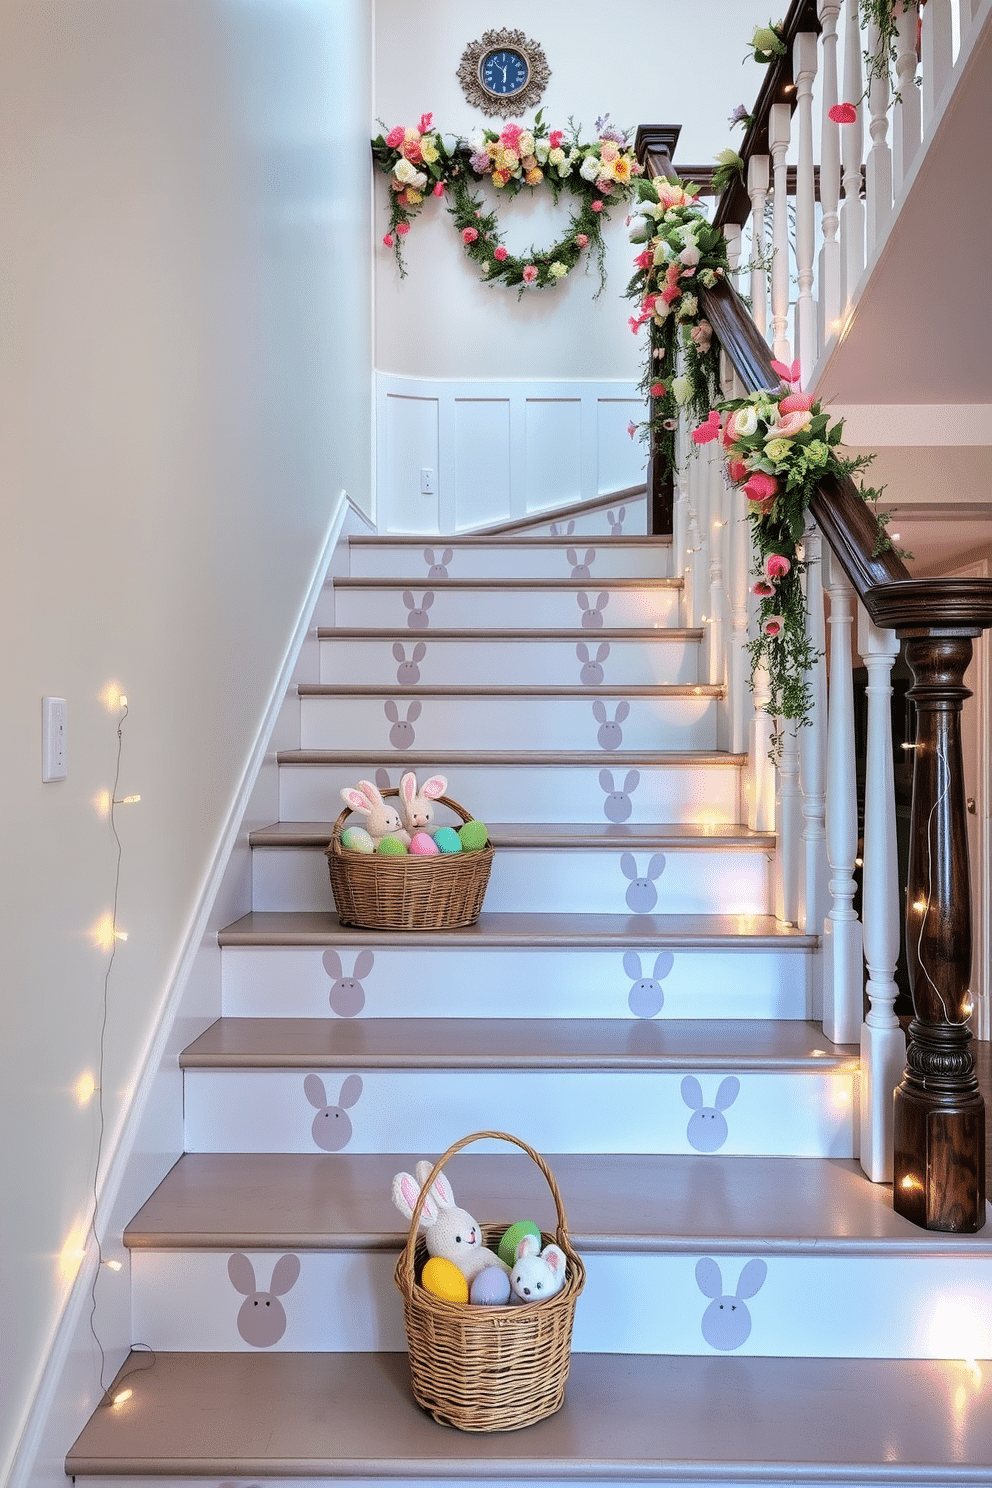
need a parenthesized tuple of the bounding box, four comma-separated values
(624, 176, 730, 487)
(370, 112, 642, 293)
(690, 361, 887, 740)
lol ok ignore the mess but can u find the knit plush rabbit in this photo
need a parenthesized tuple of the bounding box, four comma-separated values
(339, 780, 410, 846)
(392, 1160, 508, 1282)
(397, 772, 448, 836)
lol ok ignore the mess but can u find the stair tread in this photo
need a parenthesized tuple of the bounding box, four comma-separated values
(249, 822, 775, 849)
(348, 534, 668, 549)
(66, 1349, 992, 1482)
(124, 1151, 992, 1256)
(319, 625, 702, 639)
(180, 1017, 855, 1071)
(333, 576, 681, 590)
(218, 910, 814, 947)
(300, 683, 723, 698)
(278, 748, 747, 766)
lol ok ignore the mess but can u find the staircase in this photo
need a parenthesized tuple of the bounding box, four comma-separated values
(66, 500, 992, 1487)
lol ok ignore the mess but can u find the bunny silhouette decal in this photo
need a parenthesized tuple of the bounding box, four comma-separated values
(228, 1253, 301, 1348)
(577, 641, 610, 686)
(424, 547, 453, 579)
(393, 641, 427, 685)
(681, 1075, 740, 1152)
(402, 591, 435, 630)
(607, 505, 626, 535)
(550, 519, 575, 537)
(384, 700, 421, 750)
(593, 700, 629, 751)
(620, 852, 666, 913)
(322, 949, 374, 1018)
(577, 591, 609, 629)
(304, 1073, 363, 1151)
(695, 1257, 767, 1351)
(623, 950, 674, 1018)
(600, 767, 640, 822)
(567, 547, 596, 580)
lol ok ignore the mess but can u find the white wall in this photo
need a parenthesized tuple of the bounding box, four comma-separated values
(373, 0, 774, 381)
(0, 0, 372, 1478)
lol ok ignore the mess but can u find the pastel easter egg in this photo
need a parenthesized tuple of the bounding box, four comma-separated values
(421, 1256, 468, 1304)
(458, 820, 489, 852)
(376, 836, 408, 856)
(497, 1220, 542, 1270)
(433, 826, 463, 855)
(470, 1265, 511, 1307)
(409, 832, 440, 856)
(340, 826, 375, 854)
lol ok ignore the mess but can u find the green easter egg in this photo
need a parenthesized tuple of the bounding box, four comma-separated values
(458, 819, 488, 852)
(433, 826, 463, 855)
(497, 1219, 541, 1270)
(340, 826, 375, 854)
(376, 836, 408, 856)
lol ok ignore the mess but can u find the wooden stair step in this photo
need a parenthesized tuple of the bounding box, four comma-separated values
(217, 910, 814, 948)
(277, 748, 746, 766)
(248, 822, 775, 850)
(66, 1349, 992, 1483)
(179, 1018, 856, 1072)
(123, 1151, 988, 1257)
(299, 683, 723, 698)
(319, 625, 702, 639)
(332, 576, 682, 591)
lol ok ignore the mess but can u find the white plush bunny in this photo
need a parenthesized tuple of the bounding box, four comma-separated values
(391, 1160, 508, 1282)
(398, 772, 448, 836)
(339, 780, 410, 846)
(509, 1233, 567, 1304)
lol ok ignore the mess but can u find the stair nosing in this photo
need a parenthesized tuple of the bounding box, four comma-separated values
(318, 625, 704, 640)
(332, 576, 683, 590)
(298, 683, 724, 698)
(276, 748, 749, 767)
(248, 823, 774, 850)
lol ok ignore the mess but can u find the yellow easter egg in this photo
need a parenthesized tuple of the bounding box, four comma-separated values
(421, 1256, 468, 1304)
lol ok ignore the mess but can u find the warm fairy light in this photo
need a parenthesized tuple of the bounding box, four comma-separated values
(116, 794, 141, 805)
(95, 790, 112, 817)
(91, 914, 127, 952)
(111, 1388, 132, 1407)
(929, 1297, 990, 1364)
(101, 683, 127, 712)
(58, 1223, 88, 1285)
(901, 1174, 923, 1191)
(913, 898, 928, 914)
(75, 1072, 97, 1107)
(104, 1259, 123, 1272)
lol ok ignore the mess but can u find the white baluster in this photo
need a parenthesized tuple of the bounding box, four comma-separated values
(723, 222, 743, 283)
(800, 524, 830, 935)
(690, 454, 709, 634)
(747, 661, 777, 833)
(769, 104, 792, 363)
(817, 0, 843, 338)
(728, 495, 752, 756)
(864, 15, 894, 256)
(707, 444, 727, 687)
(747, 155, 770, 338)
(793, 32, 819, 377)
(858, 613, 906, 1182)
(674, 429, 691, 623)
(892, 1, 922, 190)
(823, 551, 863, 1045)
(921, 0, 953, 125)
(776, 725, 802, 927)
(840, 0, 866, 307)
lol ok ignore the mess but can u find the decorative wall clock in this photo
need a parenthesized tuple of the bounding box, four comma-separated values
(457, 28, 550, 118)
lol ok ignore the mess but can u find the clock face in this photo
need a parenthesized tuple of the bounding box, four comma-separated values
(481, 47, 529, 97)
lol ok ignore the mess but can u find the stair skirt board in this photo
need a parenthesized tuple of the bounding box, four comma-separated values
(278, 757, 746, 826)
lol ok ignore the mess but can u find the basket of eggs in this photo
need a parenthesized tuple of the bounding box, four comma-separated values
(325, 773, 493, 930)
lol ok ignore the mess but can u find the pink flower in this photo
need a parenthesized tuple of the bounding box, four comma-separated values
(418, 112, 434, 134)
(691, 411, 722, 445)
(500, 123, 523, 148)
(627, 420, 638, 439)
(726, 456, 749, 484)
(628, 315, 645, 333)
(382, 233, 394, 248)
(765, 553, 792, 579)
(462, 227, 479, 244)
(829, 102, 858, 124)
(400, 139, 423, 164)
(433, 182, 445, 197)
(549, 129, 563, 148)
(494, 246, 508, 261)
(779, 391, 814, 414)
(396, 221, 410, 236)
(752, 579, 776, 598)
(660, 284, 681, 305)
(664, 262, 681, 288)
(761, 614, 786, 637)
(575, 233, 589, 248)
(635, 249, 654, 270)
(649, 382, 666, 397)
(770, 357, 802, 388)
(522, 264, 538, 283)
(386, 126, 404, 149)
(591, 200, 604, 212)
(744, 471, 779, 504)
(642, 293, 658, 313)
(774, 410, 813, 437)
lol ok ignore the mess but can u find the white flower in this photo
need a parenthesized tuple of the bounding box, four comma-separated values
(579, 153, 601, 182)
(679, 293, 698, 318)
(672, 375, 691, 405)
(394, 158, 418, 185)
(468, 128, 487, 151)
(730, 406, 759, 437)
(548, 146, 565, 167)
(679, 243, 700, 267)
(536, 143, 549, 163)
(518, 132, 535, 156)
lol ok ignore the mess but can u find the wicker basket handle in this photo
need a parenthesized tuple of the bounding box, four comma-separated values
(398, 1129, 572, 1289)
(331, 789, 478, 842)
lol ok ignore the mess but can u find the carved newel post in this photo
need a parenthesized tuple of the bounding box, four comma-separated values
(866, 579, 992, 1231)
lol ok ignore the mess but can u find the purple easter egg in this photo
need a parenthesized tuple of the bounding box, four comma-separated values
(469, 1266, 511, 1306)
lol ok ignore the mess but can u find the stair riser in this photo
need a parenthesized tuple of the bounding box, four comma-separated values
(280, 761, 743, 826)
(221, 946, 814, 1021)
(250, 847, 773, 916)
(332, 586, 681, 631)
(347, 542, 671, 581)
(182, 1069, 856, 1157)
(319, 635, 701, 687)
(299, 695, 718, 753)
(129, 1249, 990, 1359)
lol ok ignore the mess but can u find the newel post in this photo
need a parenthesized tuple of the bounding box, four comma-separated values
(866, 579, 992, 1231)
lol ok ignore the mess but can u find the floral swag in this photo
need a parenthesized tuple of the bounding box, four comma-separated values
(371, 112, 642, 294)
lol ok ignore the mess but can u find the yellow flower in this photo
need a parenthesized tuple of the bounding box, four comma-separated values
(405, 188, 423, 206)
(613, 155, 632, 184)
(525, 166, 544, 186)
(549, 261, 568, 278)
(420, 139, 438, 164)
(764, 438, 793, 464)
(548, 147, 566, 168)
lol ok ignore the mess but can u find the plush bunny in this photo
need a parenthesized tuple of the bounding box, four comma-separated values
(339, 780, 410, 846)
(392, 1160, 508, 1282)
(398, 771, 448, 836)
(509, 1233, 567, 1304)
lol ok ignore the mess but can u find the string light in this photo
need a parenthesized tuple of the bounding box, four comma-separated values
(74, 1073, 97, 1107)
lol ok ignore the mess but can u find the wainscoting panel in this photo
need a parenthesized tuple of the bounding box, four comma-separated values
(376, 374, 645, 534)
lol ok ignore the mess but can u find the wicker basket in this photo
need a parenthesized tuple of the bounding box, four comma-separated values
(394, 1130, 586, 1433)
(326, 790, 493, 930)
